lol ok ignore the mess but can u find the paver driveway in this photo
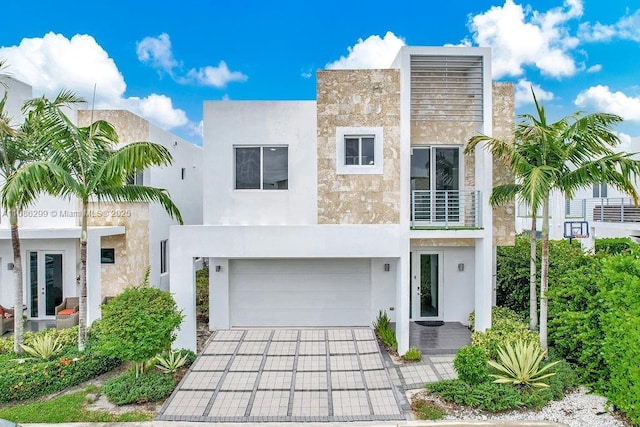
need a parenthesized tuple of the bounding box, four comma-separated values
(157, 328, 407, 422)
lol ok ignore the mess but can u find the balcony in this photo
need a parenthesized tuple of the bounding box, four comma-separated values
(566, 198, 640, 223)
(411, 190, 481, 228)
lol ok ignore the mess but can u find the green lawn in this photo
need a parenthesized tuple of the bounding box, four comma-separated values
(0, 387, 154, 423)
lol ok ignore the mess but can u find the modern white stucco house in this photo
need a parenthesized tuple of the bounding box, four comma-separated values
(170, 46, 516, 353)
(0, 76, 203, 327)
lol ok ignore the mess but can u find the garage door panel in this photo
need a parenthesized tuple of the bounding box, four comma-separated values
(229, 259, 371, 327)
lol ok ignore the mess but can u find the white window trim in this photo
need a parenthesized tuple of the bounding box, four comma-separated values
(336, 127, 384, 175)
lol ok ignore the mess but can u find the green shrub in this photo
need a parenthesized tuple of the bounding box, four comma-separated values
(427, 380, 523, 412)
(599, 253, 640, 425)
(377, 325, 397, 351)
(195, 266, 209, 322)
(0, 343, 120, 403)
(373, 310, 391, 331)
(471, 317, 540, 360)
(0, 326, 79, 354)
(468, 306, 523, 332)
(547, 257, 606, 389)
(20, 333, 64, 361)
(103, 371, 175, 405)
(98, 284, 183, 376)
(454, 346, 489, 385)
(403, 347, 422, 362)
(488, 340, 559, 388)
(496, 235, 587, 319)
(595, 237, 638, 254)
(155, 350, 188, 374)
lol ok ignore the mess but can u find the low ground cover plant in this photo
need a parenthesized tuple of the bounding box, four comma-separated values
(373, 310, 397, 351)
(403, 347, 422, 362)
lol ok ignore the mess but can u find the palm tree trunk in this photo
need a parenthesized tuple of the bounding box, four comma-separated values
(78, 199, 88, 352)
(10, 208, 24, 354)
(529, 215, 538, 331)
(540, 199, 550, 351)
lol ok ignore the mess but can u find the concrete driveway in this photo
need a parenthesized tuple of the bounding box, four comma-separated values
(157, 328, 407, 422)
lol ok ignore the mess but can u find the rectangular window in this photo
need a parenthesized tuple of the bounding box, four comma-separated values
(160, 240, 168, 274)
(127, 171, 143, 185)
(345, 136, 375, 166)
(100, 248, 115, 264)
(181, 167, 186, 180)
(593, 183, 608, 198)
(235, 146, 288, 190)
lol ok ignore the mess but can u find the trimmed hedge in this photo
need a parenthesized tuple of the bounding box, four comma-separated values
(0, 344, 120, 402)
(104, 370, 176, 405)
(594, 237, 638, 255)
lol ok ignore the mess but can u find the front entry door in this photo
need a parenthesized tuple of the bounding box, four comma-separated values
(28, 251, 64, 319)
(411, 251, 443, 320)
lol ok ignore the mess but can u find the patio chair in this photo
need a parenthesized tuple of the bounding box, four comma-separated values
(55, 297, 79, 329)
(0, 304, 14, 335)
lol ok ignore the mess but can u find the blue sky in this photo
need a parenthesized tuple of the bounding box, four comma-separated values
(1, 0, 639, 145)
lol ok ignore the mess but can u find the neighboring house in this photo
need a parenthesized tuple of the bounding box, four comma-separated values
(0, 77, 203, 326)
(170, 46, 516, 353)
(515, 136, 640, 247)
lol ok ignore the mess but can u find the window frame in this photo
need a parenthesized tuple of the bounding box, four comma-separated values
(234, 145, 289, 190)
(160, 239, 168, 274)
(100, 248, 115, 264)
(335, 127, 384, 175)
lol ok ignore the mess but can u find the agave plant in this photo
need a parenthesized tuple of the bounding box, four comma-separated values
(488, 339, 560, 388)
(155, 350, 189, 374)
(19, 333, 64, 361)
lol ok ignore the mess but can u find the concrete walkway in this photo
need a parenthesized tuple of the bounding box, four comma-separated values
(157, 328, 408, 423)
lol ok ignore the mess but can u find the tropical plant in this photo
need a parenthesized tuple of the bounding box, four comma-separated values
(372, 309, 391, 331)
(18, 333, 64, 361)
(488, 339, 559, 388)
(155, 350, 189, 374)
(467, 89, 640, 349)
(3, 98, 184, 351)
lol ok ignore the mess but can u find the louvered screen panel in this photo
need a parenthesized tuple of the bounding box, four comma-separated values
(410, 55, 484, 122)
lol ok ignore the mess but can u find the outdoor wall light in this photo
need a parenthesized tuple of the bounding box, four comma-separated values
(215, 265, 222, 272)
(384, 263, 390, 272)
(7, 263, 14, 270)
(458, 263, 465, 272)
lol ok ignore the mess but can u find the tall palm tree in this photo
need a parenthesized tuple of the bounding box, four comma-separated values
(467, 90, 640, 350)
(4, 100, 183, 351)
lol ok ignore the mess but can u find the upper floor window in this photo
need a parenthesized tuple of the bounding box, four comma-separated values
(593, 183, 608, 198)
(336, 127, 384, 175)
(127, 171, 143, 185)
(235, 146, 288, 190)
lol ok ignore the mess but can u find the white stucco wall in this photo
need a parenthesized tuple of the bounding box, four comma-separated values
(202, 101, 318, 226)
(0, 76, 32, 126)
(147, 124, 203, 290)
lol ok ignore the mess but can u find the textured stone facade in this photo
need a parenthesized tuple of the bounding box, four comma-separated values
(491, 82, 516, 246)
(86, 202, 150, 297)
(317, 69, 401, 224)
(77, 110, 151, 295)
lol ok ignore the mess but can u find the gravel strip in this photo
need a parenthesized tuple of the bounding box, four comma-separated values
(446, 387, 626, 427)
(412, 387, 629, 427)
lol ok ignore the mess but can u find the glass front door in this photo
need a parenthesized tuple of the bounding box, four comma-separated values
(28, 251, 64, 318)
(411, 251, 443, 319)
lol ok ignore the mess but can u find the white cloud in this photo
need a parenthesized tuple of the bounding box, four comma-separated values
(514, 79, 554, 107)
(616, 131, 633, 149)
(137, 33, 247, 88)
(467, 0, 583, 78)
(326, 31, 405, 69)
(579, 9, 640, 42)
(0, 32, 192, 131)
(184, 61, 248, 88)
(136, 33, 178, 75)
(586, 64, 602, 73)
(575, 85, 640, 122)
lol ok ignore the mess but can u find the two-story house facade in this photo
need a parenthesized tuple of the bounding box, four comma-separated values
(170, 46, 515, 353)
(0, 76, 203, 327)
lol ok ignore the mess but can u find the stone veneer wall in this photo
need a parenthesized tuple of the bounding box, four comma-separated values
(491, 82, 516, 246)
(316, 69, 401, 224)
(77, 110, 151, 296)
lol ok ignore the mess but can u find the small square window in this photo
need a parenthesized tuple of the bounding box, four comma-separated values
(336, 127, 384, 175)
(101, 248, 115, 264)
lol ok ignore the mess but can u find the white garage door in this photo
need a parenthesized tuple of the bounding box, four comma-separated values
(229, 259, 371, 326)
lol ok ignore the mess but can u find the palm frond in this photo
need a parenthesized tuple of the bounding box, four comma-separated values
(96, 184, 183, 224)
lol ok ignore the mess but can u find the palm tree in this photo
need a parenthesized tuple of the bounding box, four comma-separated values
(4, 100, 183, 351)
(466, 90, 640, 350)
